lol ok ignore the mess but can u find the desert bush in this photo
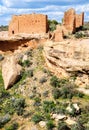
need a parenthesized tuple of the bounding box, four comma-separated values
(33, 97, 41, 107)
(50, 76, 60, 88)
(0, 114, 11, 128)
(27, 69, 34, 77)
(32, 113, 44, 124)
(48, 19, 58, 31)
(52, 88, 61, 99)
(50, 76, 69, 88)
(13, 98, 26, 115)
(5, 122, 19, 130)
(75, 32, 85, 38)
(0, 89, 10, 99)
(58, 121, 71, 130)
(19, 59, 32, 67)
(43, 100, 56, 113)
(46, 120, 55, 130)
(3, 97, 26, 115)
(71, 121, 85, 130)
(55, 102, 67, 114)
(0, 25, 8, 31)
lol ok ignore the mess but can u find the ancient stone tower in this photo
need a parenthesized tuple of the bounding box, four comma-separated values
(63, 8, 84, 33)
(63, 8, 76, 33)
(9, 14, 49, 36)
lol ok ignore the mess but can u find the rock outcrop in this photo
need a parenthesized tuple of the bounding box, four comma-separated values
(44, 39, 89, 85)
(2, 56, 22, 89)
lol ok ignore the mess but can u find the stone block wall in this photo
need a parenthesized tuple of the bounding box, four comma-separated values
(63, 8, 76, 33)
(75, 12, 84, 28)
(63, 8, 84, 33)
(9, 14, 49, 36)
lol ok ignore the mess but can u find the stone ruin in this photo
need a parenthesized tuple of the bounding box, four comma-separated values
(9, 14, 49, 36)
(63, 8, 84, 33)
(49, 8, 84, 42)
(8, 9, 84, 42)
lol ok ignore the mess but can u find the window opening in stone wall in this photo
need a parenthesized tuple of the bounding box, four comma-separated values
(12, 30, 14, 34)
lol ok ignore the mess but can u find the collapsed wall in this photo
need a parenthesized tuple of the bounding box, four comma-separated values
(9, 14, 49, 36)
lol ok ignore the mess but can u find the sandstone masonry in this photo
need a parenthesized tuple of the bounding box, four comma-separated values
(63, 8, 84, 33)
(9, 14, 49, 36)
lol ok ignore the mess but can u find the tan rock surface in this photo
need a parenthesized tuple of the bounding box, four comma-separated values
(44, 39, 89, 81)
(2, 55, 22, 89)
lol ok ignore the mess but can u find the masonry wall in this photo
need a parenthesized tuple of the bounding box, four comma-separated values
(9, 14, 49, 36)
(63, 8, 84, 33)
(75, 12, 84, 28)
(63, 8, 76, 33)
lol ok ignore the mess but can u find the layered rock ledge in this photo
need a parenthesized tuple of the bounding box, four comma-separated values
(44, 39, 89, 87)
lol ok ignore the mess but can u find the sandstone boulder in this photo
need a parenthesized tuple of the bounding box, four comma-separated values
(39, 121, 46, 128)
(2, 56, 22, 89)
(52, 114, 67, 121)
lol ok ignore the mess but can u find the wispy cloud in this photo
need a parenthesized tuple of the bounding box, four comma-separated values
(0, 0, 89, 25)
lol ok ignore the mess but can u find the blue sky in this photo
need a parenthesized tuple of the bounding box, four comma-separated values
(0, 0, 89, 25)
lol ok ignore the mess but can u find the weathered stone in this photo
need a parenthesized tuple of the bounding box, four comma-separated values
(44, 39, 89, 82)
(65, 117, 76, 125)
(9, 14, 49, 36)
(22, 55, 28, 62)
(56, 25, 69, 36)
(54, 29, 64, 42)
(39, 121, 46, 128)
(66, 103, 80, 113)
(52, 114, 67, 121)
(2, 56, 22, 89)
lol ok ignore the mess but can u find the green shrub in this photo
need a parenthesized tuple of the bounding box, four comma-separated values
(27, 69, 34, 77)
(43, 101, 56, 113)
(55, 102, 67, 114)
(33, 97, 41, 107)
(75, 32, 85, 38)
(0, 114, 11, 128)
(3, 98, 26, 115)
(52, 88, 61, 99)
(19, 59, 32, 67)
(50, 76, 60, 88)
(32, 113, 44, 124)
(46, 120, 55, 130)
(48, 19, 58, 31)
(5, 122, 19, 130)
(13, 98, 26, 115)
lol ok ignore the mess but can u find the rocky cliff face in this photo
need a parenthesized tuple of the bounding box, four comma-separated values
(44, 39, 89, 87)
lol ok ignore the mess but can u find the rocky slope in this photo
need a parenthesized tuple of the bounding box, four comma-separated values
(1, 38, 89, 130)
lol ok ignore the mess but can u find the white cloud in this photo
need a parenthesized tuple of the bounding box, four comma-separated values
(0, 2, 89, 25)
